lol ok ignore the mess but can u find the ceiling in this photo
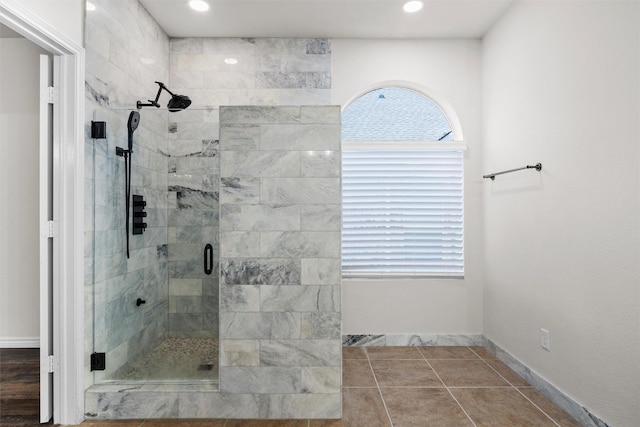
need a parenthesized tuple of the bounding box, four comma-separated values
(139, 0, 514, 39)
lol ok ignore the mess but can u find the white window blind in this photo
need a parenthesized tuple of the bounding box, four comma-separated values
(342, 147, 464, 277)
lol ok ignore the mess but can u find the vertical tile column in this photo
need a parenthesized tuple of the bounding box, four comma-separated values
(218, 106, 342, 418)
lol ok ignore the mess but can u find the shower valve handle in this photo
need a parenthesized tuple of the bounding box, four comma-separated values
(136, 298, 146, 307)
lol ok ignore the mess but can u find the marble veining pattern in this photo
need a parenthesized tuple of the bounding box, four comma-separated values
(259, 340, 341, 367)
(259, 124, 340, 151)
(220, 367, 302, 394)
(301, 258, 341, 285)
(220, 258, 301, 286)
(259, 231, 341, 258)
(220, 204, 300, 231)
(342, 334, 484, 347)
(220, 177, 260, 204)
(261, 178, 340, 205)
(220, 151, 301, 177)
(219, 339, 260, 367)
(217, 105, 341, 418)
(220, 313, 301, 340)
(260, 285, 340, 312)
(220, 231, 261, 258)
(87, 31, 338, 419)
(301, 367, 341, 393)
(170, 38, 331, 108)
(219, 125, 260, 150)
(220, 285, 260, 312)
(301, 312, 341, 339)
(93, 392, 180, 419)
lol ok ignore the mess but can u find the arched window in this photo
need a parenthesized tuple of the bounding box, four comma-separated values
(342, 86, 464, 277)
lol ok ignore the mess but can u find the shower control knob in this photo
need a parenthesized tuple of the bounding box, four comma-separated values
(136, 298, 146, 307)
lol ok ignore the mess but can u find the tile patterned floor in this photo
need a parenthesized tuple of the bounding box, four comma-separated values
(331, 346, 581, 427)
(1, 346, 581, 426)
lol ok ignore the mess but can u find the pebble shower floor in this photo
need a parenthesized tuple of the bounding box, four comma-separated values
(119, 338, 218, 381)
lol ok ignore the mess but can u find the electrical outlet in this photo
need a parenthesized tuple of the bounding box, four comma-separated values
(540, 328, 550, 351)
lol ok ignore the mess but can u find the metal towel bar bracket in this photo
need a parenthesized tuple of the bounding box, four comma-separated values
(483, 163, 542, 180)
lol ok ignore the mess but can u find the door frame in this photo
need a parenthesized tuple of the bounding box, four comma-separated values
(0, 1, 85, 425)
(39, 53, 55, 424)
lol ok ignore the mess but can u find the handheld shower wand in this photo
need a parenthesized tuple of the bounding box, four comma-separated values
(128, 111, 140, 152)
(116, 111, 141, 258)
(124, 111, 140, 258)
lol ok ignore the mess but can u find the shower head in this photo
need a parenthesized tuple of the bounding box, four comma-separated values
(137, 81, 191, 112)
(167, 94, 191, 112)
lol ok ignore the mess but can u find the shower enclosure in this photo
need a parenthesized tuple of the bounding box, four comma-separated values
(90, 106, 220, 384)
(86, 104, 342, 420)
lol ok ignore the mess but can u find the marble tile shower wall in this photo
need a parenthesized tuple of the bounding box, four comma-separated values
(169, 38, 332, 107)
(216, 106, 342, 418)
(85, 0, 334, 392)
(84, 0, 170, 384)
(165, 37, 332, 338)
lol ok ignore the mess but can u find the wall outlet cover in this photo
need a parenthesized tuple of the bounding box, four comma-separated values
(540, 328, 550, 351)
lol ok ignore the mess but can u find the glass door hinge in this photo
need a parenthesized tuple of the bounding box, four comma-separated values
(42, 220, 57, 238)
(46, 355, 55, 373)
(90, 352, 106, 371)
(48, 86, 58, 104)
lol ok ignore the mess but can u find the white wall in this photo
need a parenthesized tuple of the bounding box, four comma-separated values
(332, 39, 484, 336)
(17, 0, 84, 46)
(482, 1, 640, 426)
(0, 37, 49, 341)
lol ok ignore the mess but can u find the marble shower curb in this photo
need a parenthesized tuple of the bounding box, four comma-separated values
(85, 383, 340, 420)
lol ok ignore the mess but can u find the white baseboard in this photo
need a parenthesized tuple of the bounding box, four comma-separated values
(0, 337, 40, 348)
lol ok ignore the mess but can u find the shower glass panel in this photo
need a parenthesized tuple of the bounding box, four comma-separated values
(90, 108, 219, 384)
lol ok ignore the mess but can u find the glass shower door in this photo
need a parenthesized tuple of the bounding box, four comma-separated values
(89, 108, 219, 383)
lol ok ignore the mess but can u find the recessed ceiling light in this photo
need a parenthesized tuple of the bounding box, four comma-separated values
(140, 57, 155, 65)
(86, 2, 96, 11)
(403, 1, 423, 13)
(189, 0, 210, 12)
(224, 58, 238, 65)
